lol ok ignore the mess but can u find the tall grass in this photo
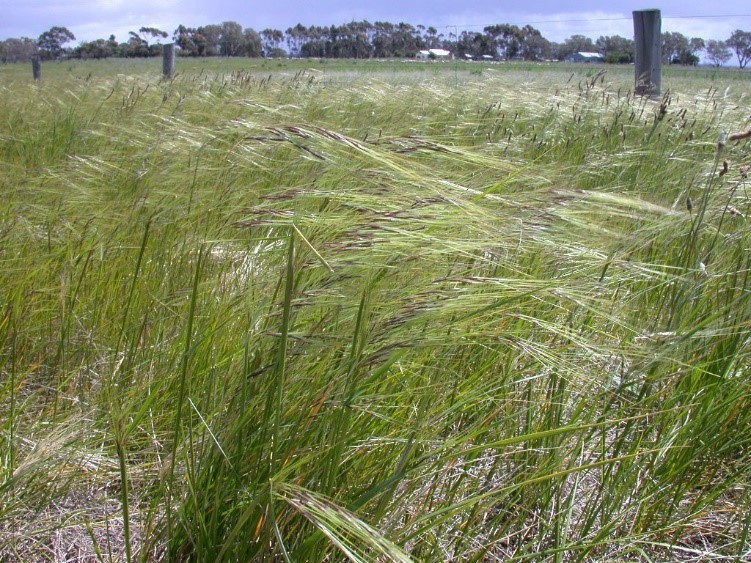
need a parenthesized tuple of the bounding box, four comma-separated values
(1, 60, 751, 561)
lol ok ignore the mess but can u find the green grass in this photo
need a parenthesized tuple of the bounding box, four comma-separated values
(1, 58, 751, 561)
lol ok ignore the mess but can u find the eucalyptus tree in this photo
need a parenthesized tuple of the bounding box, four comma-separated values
(520, 25, 551, 61)
(390, 22, 423, 57)
(125, 31, 149, 57)
(596, 35, 634, 63)
(661, 32, 704, 65)
(556, 34, 597, 61)
(242, 28, 263, 57)
(425, 26, 441, 48)
(706, 39, 732, 67)
(37, 26, 75, 60)
(261, 28, 285, 57)
(73, 37, 116, 59)
(455, 31, 494, 59)
(484, 24, 523, 60)
(285, 23, 308, 57)
(0, 37, 37, 62)
(372, 21, 395, 58)
(139, 27, 168, 45)
(219, 21, 244, 56)
(726, 29, 751, 68)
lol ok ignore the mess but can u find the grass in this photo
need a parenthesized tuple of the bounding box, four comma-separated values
(1, 58, 751, 561)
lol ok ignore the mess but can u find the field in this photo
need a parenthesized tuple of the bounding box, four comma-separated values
(1, 57, 751, 561)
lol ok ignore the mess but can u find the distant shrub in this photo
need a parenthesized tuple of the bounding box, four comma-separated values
(605, 52, 633, 64)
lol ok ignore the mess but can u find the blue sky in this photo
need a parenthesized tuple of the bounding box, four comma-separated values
(3, 1, 751, 44)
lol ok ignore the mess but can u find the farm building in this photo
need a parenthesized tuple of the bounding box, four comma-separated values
(566, 51, 605, 63)
(417, 48, 452, 60)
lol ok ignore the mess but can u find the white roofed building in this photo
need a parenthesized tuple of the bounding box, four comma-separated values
(566, 51, 605, 63)
(417, 48, 452, 60)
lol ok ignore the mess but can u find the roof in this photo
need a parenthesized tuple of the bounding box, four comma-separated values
(418, 48, 451, 57)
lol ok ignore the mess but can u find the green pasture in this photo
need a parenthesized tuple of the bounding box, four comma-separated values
(1, 58, 751, 561)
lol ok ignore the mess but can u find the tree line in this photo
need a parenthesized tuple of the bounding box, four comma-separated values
(2, 21, 751, 68)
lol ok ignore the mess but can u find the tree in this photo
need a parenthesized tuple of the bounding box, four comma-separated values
(108, 35, 119, 55)
(705, 39, 732, 67)
(174, 24, 221, 56)
(520, 25, 551, 61)
(346, 21, 375, 58)
(174, 25, 203, 56)
(124, 31, 149, 57)
(484, 24, 523, 60)
(341, 21, 375, 58)
(389, 22, 422, 57)
(37, 26, 75, 60)
(726, 29, 751, 69)
(0, 37, 37, 63)
(138, 27, 168, 55)
(596, 35, 634, 63)
(661, 31, 686, 64)
(425, 26, 441, 49)
(455, 31, 493, 60)
(199, 25, 222, 56)
(661, 32, 704, 65)
(261, 28, 285, 57)
(139, 27, 168, 45)
(74, 38, 116, 59)
(556, 34, 597, 61)
(300, 25, 326, 57)
(372, 21, 395, 58)
(684, 37, 705, 65)
(219, 21, 244, 56)
(241, 28, 263, 57)
(286, 23, 308, 57)
(174, 25, 197, 55)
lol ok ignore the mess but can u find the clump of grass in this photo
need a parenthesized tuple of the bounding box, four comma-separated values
(1, 60, 751, 561)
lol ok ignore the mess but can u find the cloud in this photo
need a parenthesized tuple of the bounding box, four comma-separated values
(423, 10, 740, 43)
(1, 0, 195, 43)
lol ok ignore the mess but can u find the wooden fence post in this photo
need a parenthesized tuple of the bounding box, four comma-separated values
(633, 9, 661, 97)
(162, 43, 175, 79)
(32, 55, 41, 80)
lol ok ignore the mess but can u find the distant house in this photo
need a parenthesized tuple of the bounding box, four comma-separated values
(566, 51, 605, 63)
(417, 48, 452, 60)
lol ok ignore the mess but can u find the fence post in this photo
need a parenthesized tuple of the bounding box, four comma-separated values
(633, 9, 661, 97)
(32, 55, 41, 80)
(162, 43, 175, 79)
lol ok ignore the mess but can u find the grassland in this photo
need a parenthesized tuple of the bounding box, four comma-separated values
(1, 57, 751, 561)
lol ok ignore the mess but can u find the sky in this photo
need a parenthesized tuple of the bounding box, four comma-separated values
(2, 0, 751, 46)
